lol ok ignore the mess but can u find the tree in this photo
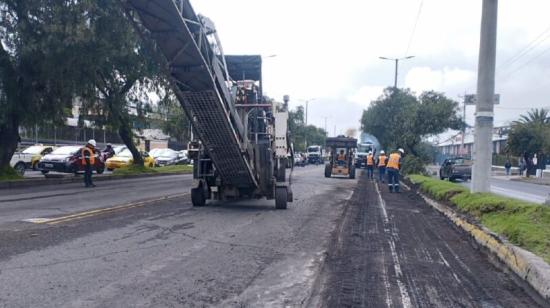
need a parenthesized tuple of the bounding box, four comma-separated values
(506, 108, 550, 156)
(288, 106, 327, 152)
(0, 1, 86, 172)
(361, 88, 461, 173)
(158, 92, 190, 144)
(77, 1, 168, 166)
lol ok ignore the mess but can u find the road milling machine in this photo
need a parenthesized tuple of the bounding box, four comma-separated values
(125, 0, 293, 209)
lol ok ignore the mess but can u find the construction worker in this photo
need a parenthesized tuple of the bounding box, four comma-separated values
(387, 148, 404, 193)
(337, 149, 346, 166)
(366, 152, 374, 179)
(82, 139, 97, 188)
(377, 150, 388, 183)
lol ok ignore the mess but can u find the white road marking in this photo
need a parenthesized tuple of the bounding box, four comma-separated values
(375, 182, 412, 308)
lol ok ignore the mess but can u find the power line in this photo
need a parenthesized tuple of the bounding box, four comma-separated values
(404, 0, 424, 56)
(499, 44, 550, 81)
(496, 24, 550, 72)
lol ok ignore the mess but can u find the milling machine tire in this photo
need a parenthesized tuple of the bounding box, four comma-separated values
(275, 187, 288, 209)
(191, 187, 206, 207)
(350, 166, 356, 179)
(324, 164, 331, 178)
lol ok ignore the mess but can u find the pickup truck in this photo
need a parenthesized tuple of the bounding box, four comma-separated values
(439, 157, 472, 182)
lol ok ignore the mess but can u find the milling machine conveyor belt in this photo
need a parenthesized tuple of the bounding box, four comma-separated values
(126, 0, 257, 188)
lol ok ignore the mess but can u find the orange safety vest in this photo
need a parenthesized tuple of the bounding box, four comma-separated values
(387, 153, 400, 170)
(366, 155, 374, 166)
(81, 147, 95, 165)
(378, 155, 387, 167)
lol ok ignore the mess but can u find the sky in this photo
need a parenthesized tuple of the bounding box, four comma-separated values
(191, 0, 550, 138)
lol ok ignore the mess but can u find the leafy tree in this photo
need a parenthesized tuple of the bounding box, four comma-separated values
(506, 108, 550, 156)
(77, 1, 168, 165)
(0, 1, 86, 172)
(361, 88, 461, 173)
(158, 92, 190, 144)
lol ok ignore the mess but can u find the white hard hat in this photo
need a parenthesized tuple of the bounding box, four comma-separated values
(88, 139, 97, 147)
(380, 150, 385, 154)
(398, 148, 405, 154)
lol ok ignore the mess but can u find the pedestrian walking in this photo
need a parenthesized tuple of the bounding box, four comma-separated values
(366, 152, 374, 180)
(536, 152, 546, 178)
(524, 152, 532, 178)
(82, 139, 97, 188)
(533, 154, 539, 178)
(518, 157, 525, 177)
(387, 148, 404, 193)
(504, 159, 511, 176)
(377, 150, 387, 183)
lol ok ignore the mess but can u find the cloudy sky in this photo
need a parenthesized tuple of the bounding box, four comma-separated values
(191, 0, 550, 137)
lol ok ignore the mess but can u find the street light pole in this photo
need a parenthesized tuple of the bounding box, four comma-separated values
(299, 98, 316, 148)
(379, 56, 415, 88)
(472, 0, 498, 193)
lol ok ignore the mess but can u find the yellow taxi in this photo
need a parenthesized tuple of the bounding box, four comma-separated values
(22, 145, 56, 170)
(105, 149, 155, 170)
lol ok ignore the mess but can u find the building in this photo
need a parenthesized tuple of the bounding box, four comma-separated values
(436, 126, 509, 157)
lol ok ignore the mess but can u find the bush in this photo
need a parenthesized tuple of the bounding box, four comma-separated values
(409, 174, 550, 263)
(401, 155, 428, 175)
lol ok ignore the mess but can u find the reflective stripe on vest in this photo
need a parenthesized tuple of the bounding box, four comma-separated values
(378, 155, 387, 167)
(81, 147, 95, 165)
(387, 153, 400, 170)
(367, 155, 374, 165)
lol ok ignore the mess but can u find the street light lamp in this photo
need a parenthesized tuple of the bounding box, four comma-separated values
(379, 56, 415, 88)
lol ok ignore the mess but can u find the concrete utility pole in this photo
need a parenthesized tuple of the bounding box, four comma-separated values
(472, 0, 498, 193)
(379, 56, 415, 88)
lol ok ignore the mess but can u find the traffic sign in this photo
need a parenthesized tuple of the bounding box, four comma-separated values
(464, 94, 500, 105)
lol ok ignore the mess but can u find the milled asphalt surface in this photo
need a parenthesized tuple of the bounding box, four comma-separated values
(319, 172, 545, 307)
(0, 166, 356, 307)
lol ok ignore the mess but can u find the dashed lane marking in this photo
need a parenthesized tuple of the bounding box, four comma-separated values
(22, 193, 189, 225)
(374, 182, 413, 308)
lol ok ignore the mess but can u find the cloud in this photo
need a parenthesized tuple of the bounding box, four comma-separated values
(405, 67, 476, 94)
(348, 86, 385, 105)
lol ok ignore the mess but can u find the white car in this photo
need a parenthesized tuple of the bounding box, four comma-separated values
(10, 152, 33, 176)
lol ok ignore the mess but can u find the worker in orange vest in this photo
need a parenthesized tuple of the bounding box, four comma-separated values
(82, 139, 97, 188)
(365, 152, 375, 179)
(337, 149, 346, 165)
(377, 150, 388, 183)
(387, 148, 404, 192)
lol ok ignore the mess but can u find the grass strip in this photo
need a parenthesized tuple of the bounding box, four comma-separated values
(409, 174, 550, 263)
(112, 164, 193, 176)
(0, 167, 24, 181)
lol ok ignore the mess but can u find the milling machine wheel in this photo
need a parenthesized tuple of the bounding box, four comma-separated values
(324, 164, 331, 178)
(191, 187, 206, 207)
(275, 187, 288, 210)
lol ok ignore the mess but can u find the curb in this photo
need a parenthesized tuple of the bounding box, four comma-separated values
(0, 171, 192, 190)
(418, 191, 550, 302)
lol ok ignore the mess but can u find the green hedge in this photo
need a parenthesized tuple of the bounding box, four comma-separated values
(409, 174, 550, 263)
(112, 164, 193, 176)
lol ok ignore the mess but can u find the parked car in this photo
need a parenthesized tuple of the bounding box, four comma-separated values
(294, 153, 306, 167)
(21, 145, 56, 170)
(439, 157, 472, 182)
(38, 145, 105, 175)
(105, 149, 155, 170)
(155, 149, 182, 167)
(8, 144, 55, 176)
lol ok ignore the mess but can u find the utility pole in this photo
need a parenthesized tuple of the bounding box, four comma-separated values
(472, 0, 498, 193)
(300, 98, 316, 148)
(379, 56, 415, 88)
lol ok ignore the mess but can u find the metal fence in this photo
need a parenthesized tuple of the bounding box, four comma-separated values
(19, 125, 122, 147)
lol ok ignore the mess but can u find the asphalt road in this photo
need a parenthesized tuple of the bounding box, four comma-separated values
(0, 166, 356, 307)
(0, 167, 545, 307)
(458, 177, 550, 204)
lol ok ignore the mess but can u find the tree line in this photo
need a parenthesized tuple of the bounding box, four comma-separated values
(288, 105, 327, 152)
(361, 88, 462, 174)
(0, 0, 184, 173)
